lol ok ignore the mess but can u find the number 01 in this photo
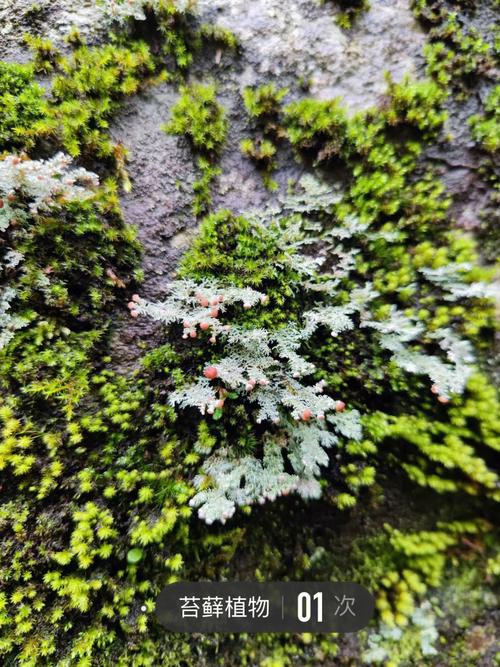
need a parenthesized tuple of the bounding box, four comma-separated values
(297, 592, 323, 622)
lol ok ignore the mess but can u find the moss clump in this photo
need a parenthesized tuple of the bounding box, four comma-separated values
(467, 83, 500, 261)
(0, 148, 192, 666)
(0, 62, 49, 152)
(191, 157, 222, 217)
(151, 0, 198, 70)
(365, 373, 500, 501)
(241, 84, 288, 189)
(284, 97, 349, 163)
(240, 137, 278, 189)
(4, 186, 141, 322)
(469, 85, 500, 153)
(47, 41, 158, 161)
(23, 34, 62, 74)
(164, 82, 227, 155)
(412, 4, 494, 97)
(322, 0, 370, 29)
(334, 0, 370, 29)
(284, 75, 448, 225)
(284, 75, 447, 168)
(242, 83, 288, 128)
(0, 366, 197, 666)
(178, 209, 303, 327)
(3, 37, 161, 176)
(164, 83, 227, 215)
(198, 23, 240, 52)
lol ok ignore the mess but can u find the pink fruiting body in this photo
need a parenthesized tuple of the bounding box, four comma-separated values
(204, 366, 218, 380)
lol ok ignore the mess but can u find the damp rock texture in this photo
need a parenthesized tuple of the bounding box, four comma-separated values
(198, 0, 426, 108)
(109, 0, 428, 367)
(0, 0, 106, 61)
(0, 0, 492, 368)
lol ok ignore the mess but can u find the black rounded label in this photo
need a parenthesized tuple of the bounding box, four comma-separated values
(155, 581, 374, 633)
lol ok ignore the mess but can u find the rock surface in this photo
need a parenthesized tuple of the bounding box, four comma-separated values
(107, 0, 428, 367)
(0, 0, 106, 61)
(0, 0, 494, 368)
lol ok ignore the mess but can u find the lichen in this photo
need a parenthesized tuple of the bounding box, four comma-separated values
(0, 0, 499, 664)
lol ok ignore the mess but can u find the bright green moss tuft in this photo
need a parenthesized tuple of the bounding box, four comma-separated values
(0, 62, 49, 152)
(164, 83, 227, 215)
(47, 41, 158, 160)
(178, 209, 304, 327)
(23, 34, 62, 74)
(365, 373, 500, 501)
(384, 74, 448, 137)
(198, 23, 240, 51)
(284, 75, 447, 169)
(240, 84, 287, 188)
(322, 0, 370, 29)
(284, 97, 349, 163)
(469, 85, 500, 153)
(240, 137, 278, 189)
(153, 0, 199, 70)
(413, 4, 494, 97)
(163, 82, 227, 155)
(191, 157, 222, 217)
(242, 83, 288, 123)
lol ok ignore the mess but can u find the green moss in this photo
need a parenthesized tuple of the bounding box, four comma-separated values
(0, 62, 49, 152)
(1, 6, 499, 665)
(135, 2, 239, 72)
(413, 4, 494, 97)
(0, 151, 191, 665)
(365, 374, 500, 501)
(178, 209, 303, 326)
(384, 74, 448, 137)
(4, 185, 140, 322)
(240, 137, 278, 190)
(46, 41, 159, 161)
(284, 74, 447, 170)
(242, 83, 288, 127)
(192, 157, 222, 217)
(284, 97, 349, 163)
(240, 137, 277, 165)
(153, 0, 199, 70)
(240, 84, 287, 189)
(198, 23, 240, 51)
(322, 0, 370, 29)
(23, 34, 62, 74)
(469, 85, 500, 153)
(0, 369, 196, 664)
(164, 83, 227, 215)
(164, 82, 227, 155)
(209, 496, 499, 662)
